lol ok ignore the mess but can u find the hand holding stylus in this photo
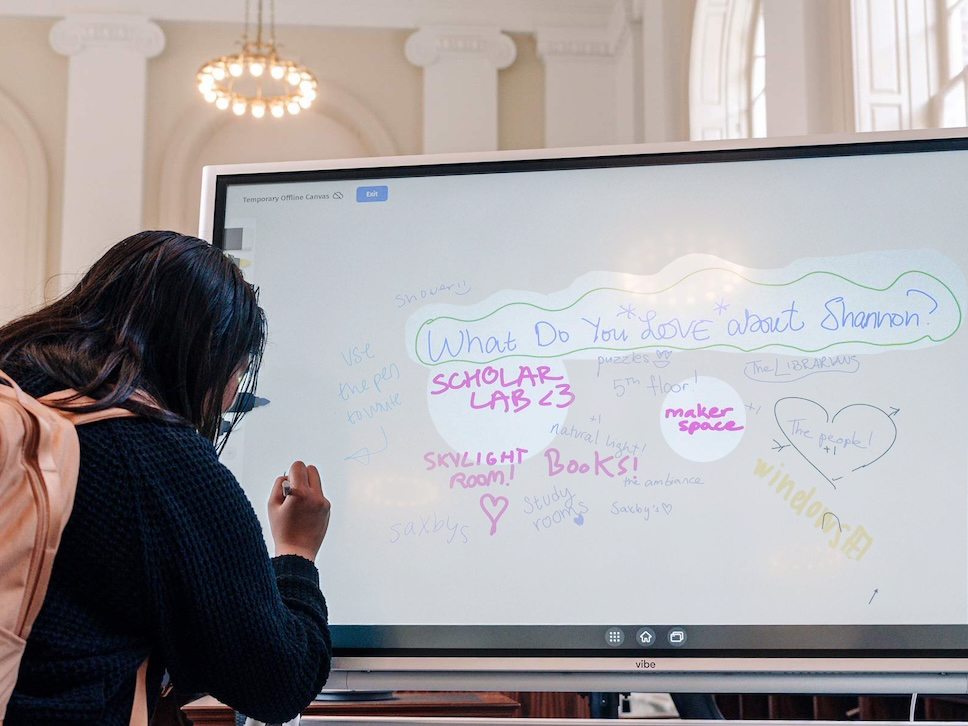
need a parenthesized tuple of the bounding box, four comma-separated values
(268, 461, 330, 561)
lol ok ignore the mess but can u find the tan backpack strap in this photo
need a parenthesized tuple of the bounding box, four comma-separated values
(129, 657, 149, 726)
(38, 389, 155, 426)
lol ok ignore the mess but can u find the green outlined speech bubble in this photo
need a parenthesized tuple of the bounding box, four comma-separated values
(405, 251, 966, 367)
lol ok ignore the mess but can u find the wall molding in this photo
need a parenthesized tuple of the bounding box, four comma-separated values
(405, 26, 517, 69)
(0, 88, 49, 310)
(49, 14, 165, 57)
(605, 0, 644, 55)
(535, 30, 614, 60)
(4, 0, 617, 34)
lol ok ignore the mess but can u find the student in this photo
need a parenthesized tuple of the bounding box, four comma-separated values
(0, 231, 332, 725)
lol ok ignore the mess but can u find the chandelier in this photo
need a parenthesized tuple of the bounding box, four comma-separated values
(196, 0, 318, 118)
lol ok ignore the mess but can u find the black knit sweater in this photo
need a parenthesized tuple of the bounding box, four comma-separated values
(5, 368, 332, 725)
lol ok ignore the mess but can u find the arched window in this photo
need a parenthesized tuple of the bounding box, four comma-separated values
(689, 0, 764, 140)
(939, 0, 968, 126)
(750, 3, 767, 137)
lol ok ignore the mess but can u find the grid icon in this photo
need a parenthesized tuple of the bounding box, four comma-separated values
(605, 627, 625, 647)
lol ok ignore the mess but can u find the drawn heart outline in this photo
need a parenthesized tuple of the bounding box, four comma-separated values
(774, 397, 897, 489)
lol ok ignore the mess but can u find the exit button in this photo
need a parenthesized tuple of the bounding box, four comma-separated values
(356, 185, 388, 202)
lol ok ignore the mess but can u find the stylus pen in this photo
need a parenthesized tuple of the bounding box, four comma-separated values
(282, 470, 291, 497)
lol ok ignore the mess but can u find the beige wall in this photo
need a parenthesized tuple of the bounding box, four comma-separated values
(0, 16, 67, 288)
(500, 33, 545, 150)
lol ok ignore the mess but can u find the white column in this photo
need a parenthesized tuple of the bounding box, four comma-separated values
(49, 14, 164, 281)
(405, 26, 516, 154)
(763, 0, 852, 136)
(638, 0, 693, 143)
(593, 0, 691, 146)
(536, 28, 616, 149)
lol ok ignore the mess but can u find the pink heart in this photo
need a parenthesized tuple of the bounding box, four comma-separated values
(480, 494, 509, 536)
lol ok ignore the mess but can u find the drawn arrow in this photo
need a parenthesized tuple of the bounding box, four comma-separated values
(869, 589, 879, 604)
(345, 426, 388, 465)
(889, 407, 900, 417)
(772, 439, 790, 452)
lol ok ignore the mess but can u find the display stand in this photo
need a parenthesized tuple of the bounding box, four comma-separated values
(315, 690, 395, 702)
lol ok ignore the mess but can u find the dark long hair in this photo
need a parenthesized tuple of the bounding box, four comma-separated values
(0, 230, 266, 446)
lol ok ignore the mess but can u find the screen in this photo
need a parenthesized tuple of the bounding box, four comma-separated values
(202, 133, 968, 693)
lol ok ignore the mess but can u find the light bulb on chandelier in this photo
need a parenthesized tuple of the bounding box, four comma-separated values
(195, 0, 318, 119)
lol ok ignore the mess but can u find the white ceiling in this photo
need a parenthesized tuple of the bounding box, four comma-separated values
(0, 0, 621, 32)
